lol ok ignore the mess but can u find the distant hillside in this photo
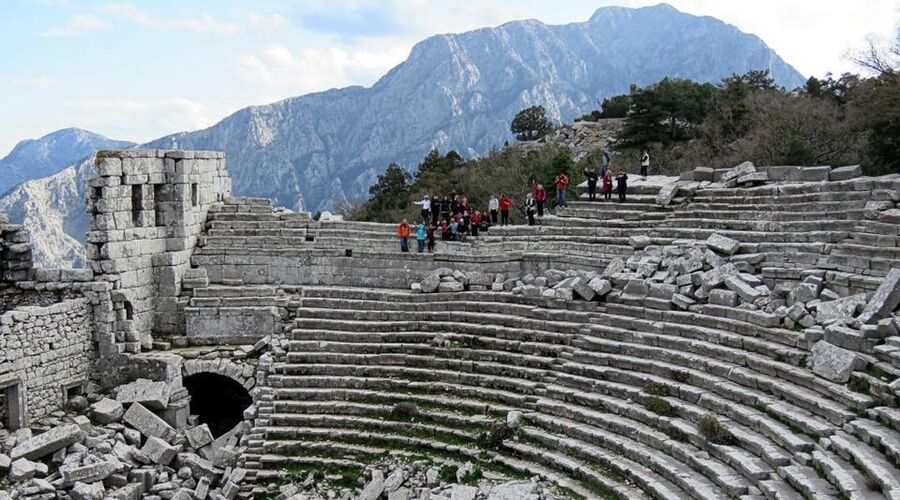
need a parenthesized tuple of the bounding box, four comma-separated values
(0, 128, 133, 195)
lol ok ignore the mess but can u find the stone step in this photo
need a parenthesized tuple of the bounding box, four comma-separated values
(829, 431, 900, 497)
(810, 448, 885, 500)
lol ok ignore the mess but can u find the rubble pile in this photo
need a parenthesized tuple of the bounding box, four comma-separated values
(411, 267, 610, 302)
(0, 379, 250, 500)
(270, 459, 563, 500)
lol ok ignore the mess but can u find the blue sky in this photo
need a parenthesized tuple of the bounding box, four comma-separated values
(1, 0, 897, 156)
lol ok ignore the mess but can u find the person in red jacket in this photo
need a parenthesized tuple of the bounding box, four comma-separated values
(601, 170, 613, 201)
(471, 211, 482, 237)
(531, 180, 547, 218)
(499, 195, 512, 226)
(554, 172, 569, 207)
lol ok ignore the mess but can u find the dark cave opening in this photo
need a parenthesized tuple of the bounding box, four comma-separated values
(183, 373, 252, 437)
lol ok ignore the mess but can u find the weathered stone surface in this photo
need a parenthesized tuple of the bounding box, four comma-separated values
(449, 485, 478, 500)
(90, 398, 124, 424)
(107, 483, 144, 500)
(360, 469, 385, 500)
(629, 235, 651, 249)
(725, 275, 764, 302)
(671, 293, 696, 310)
(122, 403, 175, 441)
(62, 459, 120, 485)
(70, 481, 105, 500)
(829, 164, 862, 181)
(588, 277, 612, 297)
(185, 424, 214, 449)
(700, 263, 738, 289)
(8, 458, 36, 482)
(420, 274, 440, 293)
(601, 257, 627, 278)
(815, 294, 866, 324)
(858, 268, 900, 324)
(116, 379, 171, 410)
(570, 277, 595, 300)
(11, 424, 83, 460)
(487, 481, 539, 500)
(437, 281, 464, 293)
(706, 233, 740, 255)
(811, 340, 864, 383)
(655, 183, 679, 206)
(141, 436, 176, 465)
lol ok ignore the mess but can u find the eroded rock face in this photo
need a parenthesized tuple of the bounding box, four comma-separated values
(811, 340, 864, 383)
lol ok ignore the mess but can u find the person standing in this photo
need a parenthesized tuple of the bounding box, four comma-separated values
(439, 196, 451, 222)
(488, 195, 499, 224)
(601, 170, 613, 201)
(525, 192, 537, 226)
(414, 221, 426, 253)
(640, 148, 650, 180)
(499, 194, 511, 226)
(554, 171, 569, 207)
(531, 180, 547, 218)
(583, 166, 599, 202)
(397, 219, 411, 252)
(600, 148, 611, 178)
(426, 222, 436, 252)
(615, 170, 628, 203)
(414, 196, 432, 223)
(471, 211, 481, 237)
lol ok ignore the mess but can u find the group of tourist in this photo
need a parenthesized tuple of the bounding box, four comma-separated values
(396, 148, 651, 251)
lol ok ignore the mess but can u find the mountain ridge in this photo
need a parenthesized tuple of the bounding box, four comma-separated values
(1, 3, 806, 267)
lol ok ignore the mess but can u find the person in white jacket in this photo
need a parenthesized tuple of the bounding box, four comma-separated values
(414, 196, 431, 222)
(488, 195, 499, 225)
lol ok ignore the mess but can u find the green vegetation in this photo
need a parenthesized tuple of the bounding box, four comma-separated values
(511, 104, 553, 141)
(643, 396, 679, 417)
(642, 380, 670, 396)
(697, 415, 738, 445)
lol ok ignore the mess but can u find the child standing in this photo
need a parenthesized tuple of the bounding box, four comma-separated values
(601, 170, 613, 201)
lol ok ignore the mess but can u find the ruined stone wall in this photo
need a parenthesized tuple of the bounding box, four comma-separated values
(0, 298, 95, 425)
(86, 150, 230, 353)
(1, 213, 34, 287)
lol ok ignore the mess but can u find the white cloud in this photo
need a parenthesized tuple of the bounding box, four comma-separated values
(41, 14, 110, 37)
(102, 3, 241, 35)
(235, 42, 411, 95)
(63, 98, 218, 142)
(6, 76, 59, 89)
(248, 12, 290, 32)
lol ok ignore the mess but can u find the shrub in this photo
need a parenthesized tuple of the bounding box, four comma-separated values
(391, 402, 419, 419)
(698, 415, 738, 445)
(644, 396, 678, 417)
(479, 421, 513, 449)
(643, 380, 670, 396)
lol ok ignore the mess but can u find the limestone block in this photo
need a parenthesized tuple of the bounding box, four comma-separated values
(8, 458, 35, 482)
(70, 481, 106, 500)
(699, 263, 737, 289)
(383, 469, 405, 493)
(736, 171, 768, 184)
(588, 277, 612, 297)
(811, 340, 864, 383)
(173, 453, 220, 483)
(799, 166, 832, 182)
(437, 281, 464, 293)
(450, 485, 478, 500)
(655, 183, 679, 206)
(420, 274, 440, 293)
(11, 424, 83, 460)
(671, 294, 696, 310)
(107, 483, 144, 500)
(123, 403, 175, 441)
(829, 164, 862, 181)
(185, 424, 214, 449)
(693, 167, 715, 182)
(706, 233, 740, 255)
(858, 268, 900, 324)
(602, 258, 626, 279)
(141, 436, 176, 465)
(725, 275, 764, 303)
(629, 235, 651, 249)
(487, 481, 538, 499)
(555, 288, 574, 301)
(61, 459, 120, 485)
(815, 294, 866, 325)
(360, 469, 385, 500)
(91, 398, 124, 424)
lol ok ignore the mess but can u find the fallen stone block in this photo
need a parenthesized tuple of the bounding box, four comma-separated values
(570, 277, 595, 301)
(122, 403, 175, 441)
(693, 167, 715, 182)
(107, 483, 144, 500)
(116, 379, 171, 410)
(811, 340, 865, 383)
(449, 485, 479, 500)
(736, 171, 768, 185)
(671, 294, 696, 310)
(829, 164, 862, 181)
(11, 424, 83, 460)
(174, 453, 220, 483)
(699, 263, 738, 289)
(725, 275, 764, 303)
(655, 183, 679, 206)
(555, 288, 574, 301)
(185, 424, 214, 449)
(8, 458, 36, 482)
(815, 294, 866, 325)
(360, 469, 385, 500)
(141, 436, 177, 465)
(70, 481, 105, 500)
(858, 268, 900, 324)
(437, 281, 464, 293)
(487, 481, 539, 500)
(420, 274, 440, 293)
(629, 235, 651, 249)
(587, 277, 612, 297)
(61, 459, 120, 486)
(706, 233, 740, 255)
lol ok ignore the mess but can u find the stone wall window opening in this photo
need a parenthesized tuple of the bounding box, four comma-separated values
(154, 184, 165, 227)
(123, 300, 134, 321)
(131, 184, 143, 227)
(191, 183, 199, 207)
(0, 379, 25, 431)
(183, 373, 252, 437)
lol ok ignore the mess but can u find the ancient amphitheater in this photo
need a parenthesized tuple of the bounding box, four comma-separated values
(2, 149, 900, 500)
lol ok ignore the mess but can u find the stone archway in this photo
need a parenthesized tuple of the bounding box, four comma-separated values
(181, 359, 257, 437)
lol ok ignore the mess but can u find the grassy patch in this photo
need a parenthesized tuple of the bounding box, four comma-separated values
(644, 396, 679, 417)
(643, 380, 670, 396)
(697, 415, 738, 445)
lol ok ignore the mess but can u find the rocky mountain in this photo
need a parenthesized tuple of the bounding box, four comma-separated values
(0, 128, 133, 195)
(1, 3, 806, 267)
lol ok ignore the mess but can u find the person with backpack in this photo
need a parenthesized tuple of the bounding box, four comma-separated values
(554, 171, 569, 207)
(601, 170, 613, 201)
(640, 148, 650, 180)
(397, 219, 411, 252)
(615, 170, 628, 203)
(583, 166, 599, 201)
(488, 195, 499, 224)
(499, 194, 512, 225)
(414, 221, 427, 253)
(525, 192, 537, 226)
